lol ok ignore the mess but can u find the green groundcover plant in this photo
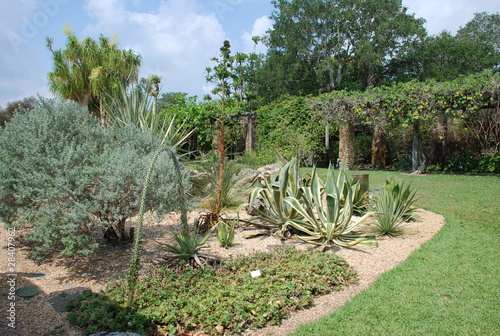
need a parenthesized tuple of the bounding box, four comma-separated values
(0, 98, 190, 258)
(68, 246, 357, 335)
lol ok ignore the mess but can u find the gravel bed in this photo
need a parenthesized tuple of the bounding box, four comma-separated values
(0, 209, 444, 336)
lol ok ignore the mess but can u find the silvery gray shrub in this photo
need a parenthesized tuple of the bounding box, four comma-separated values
(0, 98, 190, 258)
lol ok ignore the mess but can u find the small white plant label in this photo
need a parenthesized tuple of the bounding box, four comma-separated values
(250, 270, 261, 278)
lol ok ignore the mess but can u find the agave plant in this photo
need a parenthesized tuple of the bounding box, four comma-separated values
(241, 157, 309, 237)
(343, 178, 370, 216)
(384, 178, 418, 220)
(371, 190, 404, 236)
(284, 165, 377, 249)
(371, 178, 418, 236)
(216, 220, 236, 248)
(162, 222, 213, 267)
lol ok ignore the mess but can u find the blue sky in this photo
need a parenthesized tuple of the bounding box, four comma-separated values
(1, 0, 500, 108)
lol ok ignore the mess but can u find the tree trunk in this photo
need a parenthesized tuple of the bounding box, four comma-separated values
(371, 125, 387, 168)
(116, 218, 130, 241)
(339, 120, 355, 170)
(440, 115, 448, 169)
(412, 122, 426, 173)
(213, 118, 225, 218)
(245, 114, 254, 154)
(325, 121, 330, 150)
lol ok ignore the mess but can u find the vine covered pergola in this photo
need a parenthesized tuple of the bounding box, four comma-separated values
(311, 70, 500, 172)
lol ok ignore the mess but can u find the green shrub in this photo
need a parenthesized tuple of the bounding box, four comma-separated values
(478, 153, 500, 173)
(354, 133, 373, 164)
(70, 246, 356, 335)
(391, 154, 412, 170)
(0, 99, 190, 258)
(445, 151, 479, 172)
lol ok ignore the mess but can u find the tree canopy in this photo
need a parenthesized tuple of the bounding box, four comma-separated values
(46, 30, 141, 124)
(387, 12, 500, 83)
(251, 0, 425, 103)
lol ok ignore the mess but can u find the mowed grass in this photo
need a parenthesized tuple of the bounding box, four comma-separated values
(292, 170, 500, 336)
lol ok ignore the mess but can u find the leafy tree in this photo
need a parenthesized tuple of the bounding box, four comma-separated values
(161, 96, 218, 153)
(388, 12, 500, 83)
(205, 41, 246, 219)
(0, 96, 36, 127)
(253, 0, 424, 102)
(139, 75, 162, 117)
(46, 29, 141, 125)
(256, 95, 325, 163)
(158, 92, 189, 106)
(388, 31, 499, 82)
(457, 12, 500, 52)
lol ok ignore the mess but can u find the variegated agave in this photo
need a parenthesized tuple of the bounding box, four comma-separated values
(284, 165, 377, 249)
(241, 157, 309, 237)
(242, 157, 377, 250)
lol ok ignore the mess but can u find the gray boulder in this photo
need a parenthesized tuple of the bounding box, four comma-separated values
(189, 169, 211, 196)
(257, 163, 280, 177)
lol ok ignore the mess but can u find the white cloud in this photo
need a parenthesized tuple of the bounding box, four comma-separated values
(0, 0, 52, 106)
(201, 83, 216, 96)
(83, 0, 226, 97)
(403, 0, 500, 35)
(242, 15, 272, 54)
(1, 0, 500, 107)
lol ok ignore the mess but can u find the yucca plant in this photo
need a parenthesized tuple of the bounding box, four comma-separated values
(284, 165, 378, 250)
(104, 83, 189, 147)
(216, 220, 236, 248)
(241, 157, 309, 237)
(371, 178, 418, 236)
(384, 177, 418, 220)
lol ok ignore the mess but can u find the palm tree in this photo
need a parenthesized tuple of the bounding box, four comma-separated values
(47, 31, 141, 125)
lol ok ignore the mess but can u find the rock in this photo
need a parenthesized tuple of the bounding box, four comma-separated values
(257, 163, 280, 177)
(16, 285, 40, 298)
(48, 293, 83, 312)
(234, 168, 260, 188)
(189, 170, 211, 196)
(234, 163, 281, 190)
(247, 194, 265, 216)
(215, 325, 225, 335)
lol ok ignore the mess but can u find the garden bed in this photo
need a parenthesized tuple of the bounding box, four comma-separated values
(0, 209, 444, 335)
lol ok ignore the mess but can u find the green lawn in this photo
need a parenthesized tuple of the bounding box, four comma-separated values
(292, 170, 500, 336)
